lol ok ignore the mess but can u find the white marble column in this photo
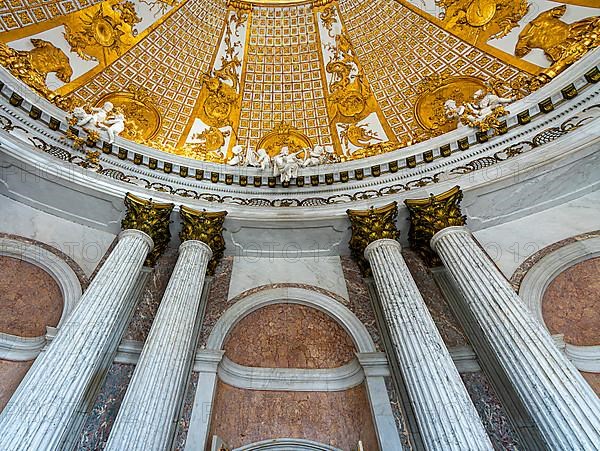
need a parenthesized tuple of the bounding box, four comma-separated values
(364, 239, 492, 451)
(0, 229, 153, 451)
(105, 240, 212, 451)
(431, 226, 600, 450)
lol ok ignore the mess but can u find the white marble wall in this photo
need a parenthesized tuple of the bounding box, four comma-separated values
(228, 255, 349, 300)
(0, 194, 115, 276)
(473, 190, 600, 279)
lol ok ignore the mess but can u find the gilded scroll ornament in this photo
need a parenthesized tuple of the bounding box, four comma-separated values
(64, 0, 141, 63)
(94, 85, 162, 141)
(320, 7, 376, 124)
(404, 186, 466, 266)
(515, 6, 599, 80)
(437, 0, 529, 45)
(179, 205, 227, 275)
(183, 127, 230, 163)
(122, 192, 174, 267)
(0, 39, 74, 109)
(196, 10, 246, 131)
(347, 202, 400, 275)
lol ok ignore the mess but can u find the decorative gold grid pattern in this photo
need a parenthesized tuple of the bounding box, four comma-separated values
(338, 0, 528, 141)
(237, 4, 333, 149)
(0, 0, 103, 31)
(71, 0, 226, 146)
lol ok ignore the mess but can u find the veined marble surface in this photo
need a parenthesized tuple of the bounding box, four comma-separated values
(228, 255, 349, 301)
(473, 190, 600, 279)
(0, 194, 116, 276)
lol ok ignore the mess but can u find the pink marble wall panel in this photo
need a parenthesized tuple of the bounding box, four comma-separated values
(224, 304, 356, 369)
(0, 256, 63, 337)
(542, 258, 600, 346)
(0, 359, 33, 412)
(208, 381, 379, 450)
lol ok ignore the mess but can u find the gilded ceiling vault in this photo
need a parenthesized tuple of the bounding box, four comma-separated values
(0, 0, 597, 163)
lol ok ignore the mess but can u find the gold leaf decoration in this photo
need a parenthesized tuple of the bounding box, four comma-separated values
(121, 192, 174, 267)
(94, 85, 162, 141)
(179, 205, 227, 275)
(516, 5, 600, 80)
(437, 0, 529, 45)
(0, 39, 74, 109)
(63, 0, 141, 64)
(404, 186, 466, 266)
(347, 202, 400, 275)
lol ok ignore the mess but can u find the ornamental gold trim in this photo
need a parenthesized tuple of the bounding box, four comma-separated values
(179, 205, 227, 275)
(347, 202, 399, 275)
(404, 185, 466, 266)
(516, 6, 599, 81)
(121, 192, 174, 267)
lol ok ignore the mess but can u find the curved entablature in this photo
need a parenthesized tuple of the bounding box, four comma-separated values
(0, 0, 597, 168)
(0, 51, 598, 204)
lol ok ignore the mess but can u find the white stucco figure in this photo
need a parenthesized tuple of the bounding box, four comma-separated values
(444, 99, 471, 128)
(468, 90, 513, 119)
(99, 109, 126, 144)
(273, 146, 301, 183)
(256, 148, 271, 171)
(76, 102, 114, 128)
(227, 144, 245, 166)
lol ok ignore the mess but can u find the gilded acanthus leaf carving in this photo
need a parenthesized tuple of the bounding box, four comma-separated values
(515, 5, 599, 80)
(121, 193, 174, 267)
(179, 205, 227, 275)
(404, 186, 466, 266)
(347, 202, 400, 275)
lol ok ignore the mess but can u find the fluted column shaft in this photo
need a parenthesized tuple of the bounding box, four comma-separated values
(365, 239, 492, 450)
(431, 226, 600, 450)
(0, 229, 153, 451)
(105, 240, 212, 451)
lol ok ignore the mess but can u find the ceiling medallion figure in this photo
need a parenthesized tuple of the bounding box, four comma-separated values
(0, 39, 73, 109)
(63, 0, 141, 63)
(414, 73, 489, 133)
(257, 122, 313, 158)
(516, 5, 600, 80)
(94, 85, 162, 141)
(436, 0, 529, 45)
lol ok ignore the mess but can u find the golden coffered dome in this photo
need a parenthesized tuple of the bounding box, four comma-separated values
(0, 0, 598, 163)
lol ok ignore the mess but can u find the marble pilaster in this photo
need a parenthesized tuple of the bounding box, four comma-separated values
(105, 240, 212, 451)
(431, 226, 600, 450)
(0, 229, 153, 451)
(365, 239, 493, 450)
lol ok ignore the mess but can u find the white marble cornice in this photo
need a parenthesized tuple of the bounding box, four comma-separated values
(217, 356, 366, 392)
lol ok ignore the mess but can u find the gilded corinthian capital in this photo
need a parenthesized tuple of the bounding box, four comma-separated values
(121, 193, 174, 267)
(179, 205, 227, 275)
(404, 186, 466, 266)
(347, 202, 400, 275)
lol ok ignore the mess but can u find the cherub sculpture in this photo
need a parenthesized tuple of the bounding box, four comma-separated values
(302, 145, 335, 167)
(273, 146, 301, 183)
(75, 102, 114, 128)
(255, 148, 271, 171)
(469, 90, 513, 119)
(227, 144, 245, 166)
(99, 108, 125, 144)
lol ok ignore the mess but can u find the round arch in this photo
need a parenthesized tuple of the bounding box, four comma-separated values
(205, 286, 377, 353)
(0, 236, 84, 360)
